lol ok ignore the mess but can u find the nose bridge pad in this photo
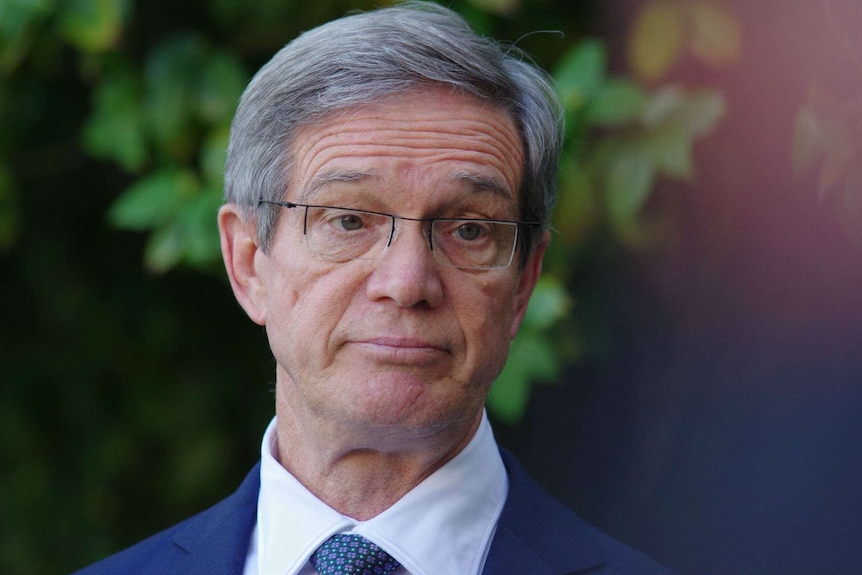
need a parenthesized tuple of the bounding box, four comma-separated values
(382, 217, 434, 258)
(426, 221, 436, 254)
(384, 217, 397, 249)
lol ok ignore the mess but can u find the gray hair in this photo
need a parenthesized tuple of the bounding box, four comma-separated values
(224, 0, 563, 264)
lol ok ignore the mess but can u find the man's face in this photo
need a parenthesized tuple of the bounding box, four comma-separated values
(229, 90, 544, 444)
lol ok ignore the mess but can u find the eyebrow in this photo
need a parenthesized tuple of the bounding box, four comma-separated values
(450, 170, 514, 202)
(299, 169, 514, 203)
(299, 170, 376, 202)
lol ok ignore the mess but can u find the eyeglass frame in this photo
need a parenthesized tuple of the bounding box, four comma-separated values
(257, 199, 542, 270)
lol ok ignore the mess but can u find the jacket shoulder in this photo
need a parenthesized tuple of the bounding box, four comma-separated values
(70, 463, 260, 575)
(488, 450, 675, 575)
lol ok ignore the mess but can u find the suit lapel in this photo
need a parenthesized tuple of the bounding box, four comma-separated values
(484, 450, 606, 575)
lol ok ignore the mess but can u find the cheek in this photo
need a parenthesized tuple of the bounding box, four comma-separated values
(264, 261, 363, 357)
(459, 275, 518, 360)
(474, 273, 518, 323)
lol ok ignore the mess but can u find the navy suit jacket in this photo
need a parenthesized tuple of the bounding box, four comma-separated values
(71, 450, 673, 575)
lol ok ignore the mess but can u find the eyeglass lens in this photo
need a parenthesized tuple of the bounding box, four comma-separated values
(302, 206, 517, 269)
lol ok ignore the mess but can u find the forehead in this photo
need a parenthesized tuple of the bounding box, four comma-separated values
(288, 90, 524, 209)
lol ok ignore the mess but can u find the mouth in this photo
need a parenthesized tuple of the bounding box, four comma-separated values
(350, 337, 449, 365)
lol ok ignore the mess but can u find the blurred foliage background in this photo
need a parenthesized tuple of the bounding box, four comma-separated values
(1, 1, 861, 574)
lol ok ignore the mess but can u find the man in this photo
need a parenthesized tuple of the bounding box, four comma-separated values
(74, 2, 673, 574)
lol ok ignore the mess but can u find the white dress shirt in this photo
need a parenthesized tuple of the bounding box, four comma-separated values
(242, 411, 508, 575)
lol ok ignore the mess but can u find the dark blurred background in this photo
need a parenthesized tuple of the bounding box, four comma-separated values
(1, 1, 860, 574)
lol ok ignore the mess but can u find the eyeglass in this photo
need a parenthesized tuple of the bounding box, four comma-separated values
(259, 200, 540, 270)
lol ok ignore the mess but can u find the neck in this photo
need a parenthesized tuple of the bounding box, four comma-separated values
(274, 390, 482, 520)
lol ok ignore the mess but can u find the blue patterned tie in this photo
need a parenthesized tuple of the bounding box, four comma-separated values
(311, 533, 400, 575)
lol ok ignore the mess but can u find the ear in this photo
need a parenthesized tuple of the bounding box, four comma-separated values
(218, 204, 268, 326)
(509, 231, 549, 340)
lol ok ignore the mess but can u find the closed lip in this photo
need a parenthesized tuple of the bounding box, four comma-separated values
(348, 336, 451, 365)
(353, 336, 448, 352)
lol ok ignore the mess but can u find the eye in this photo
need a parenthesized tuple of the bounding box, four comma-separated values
(455, 221, 484, 241)
(333, 213, 364, 231)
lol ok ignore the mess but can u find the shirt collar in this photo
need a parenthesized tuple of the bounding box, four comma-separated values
(255, 411, 508, 575)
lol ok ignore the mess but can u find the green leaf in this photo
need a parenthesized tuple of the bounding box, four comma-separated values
(804, 100, 853, 200)
(112, 174, 219, 273)
(647, 122, 693, 180)
(689, 0, 742, 68)
(489, 331, 560, 424)
(143, 35, 207, 161)
(792, 107, 821, 175)
(58, 0, 127, 53)
(677, 90, 725, 138)
(523, 276, 571, 330)
(144, 218, 186, 273)
(108, 168, 199, 230)
(554, 155, 599, 246)
(180, 188, 223, 268)
(817, 154, 852, 201)
(813, 113, 853, 169)
(554, 39, 607, 112)
(641, 84, 685, 127)
(642, 86, 725, 138)
(487, 362, 531, 424)
(585, 77, 648, 127)
(0, 0, 53, 74)
(627, 0, 685, 82)
(82, 66, 148, 171)
(194, 51, 247, 124)
(200, 124, 230, 189)
(792, 86, 854, 199)
(605, 142, 655, 230)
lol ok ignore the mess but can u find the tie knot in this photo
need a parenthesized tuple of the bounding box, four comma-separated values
(311, 534, 400, 575)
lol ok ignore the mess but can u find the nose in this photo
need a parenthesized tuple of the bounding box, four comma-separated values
(364, 220, 444, 308)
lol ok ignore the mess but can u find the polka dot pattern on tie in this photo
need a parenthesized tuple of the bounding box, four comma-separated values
(310, 533, 400, 575)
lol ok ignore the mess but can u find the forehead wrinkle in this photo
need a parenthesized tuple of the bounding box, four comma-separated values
(298, 116, 521, 170)
(355, 120, 522, 176)
(289, 94, 525, 205)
